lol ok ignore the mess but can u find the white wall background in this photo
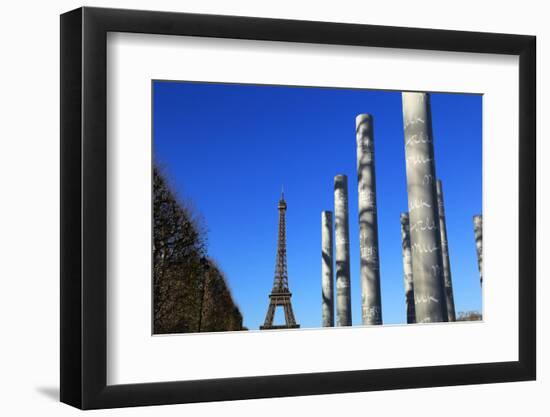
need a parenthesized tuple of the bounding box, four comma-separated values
(0, 0, 545, 415)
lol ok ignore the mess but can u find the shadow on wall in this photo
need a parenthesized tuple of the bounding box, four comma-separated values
(35, 386, 59, 401)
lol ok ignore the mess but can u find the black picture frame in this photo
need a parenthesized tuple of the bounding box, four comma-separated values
(60, 6, 536, 410)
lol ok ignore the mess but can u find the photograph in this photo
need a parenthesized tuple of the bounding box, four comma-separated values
(152, 81, 483, 334)
(52, 4, 536, 411)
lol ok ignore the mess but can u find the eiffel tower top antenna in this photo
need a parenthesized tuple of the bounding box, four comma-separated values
(279, 186, 286, 210)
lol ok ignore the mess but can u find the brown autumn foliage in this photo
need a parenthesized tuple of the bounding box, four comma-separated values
(153, 167, 244, 334)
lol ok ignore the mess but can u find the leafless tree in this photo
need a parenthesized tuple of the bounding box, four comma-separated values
(456, 311, 482, 321)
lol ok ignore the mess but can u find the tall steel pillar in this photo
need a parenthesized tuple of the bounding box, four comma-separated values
(473, 214, 483, 286)
(321, 211, 334, 327)
(334, 174, 352, 326)
(436, 180, 456, 321)
(402, 92, 447, 323)
(400, 212, 416, 324)
(356, 114, 383, 325)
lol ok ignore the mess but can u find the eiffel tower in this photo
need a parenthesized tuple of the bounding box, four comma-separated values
(260, 190, 300, 330)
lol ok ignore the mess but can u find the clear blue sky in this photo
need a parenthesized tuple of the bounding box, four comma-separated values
(153, 80, 482, 329)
